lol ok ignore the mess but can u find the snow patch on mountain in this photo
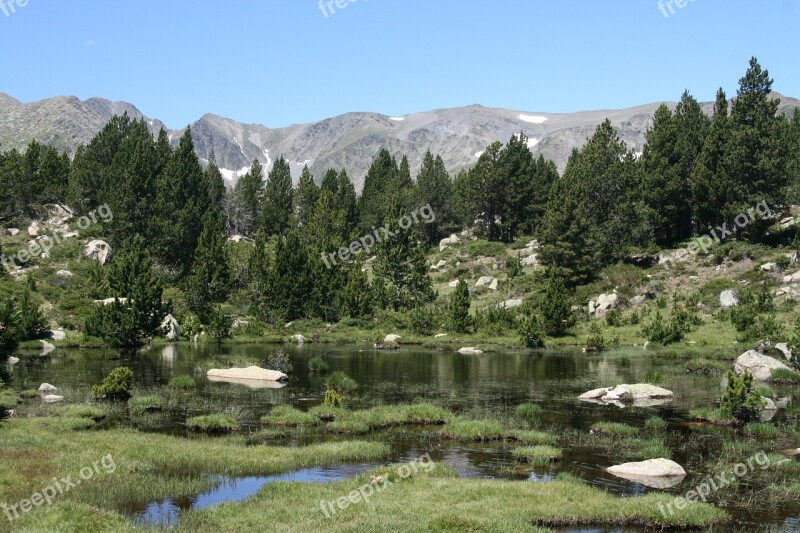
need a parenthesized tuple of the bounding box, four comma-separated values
(220, 166, 251, 183)
(527, 138, 540, 148)
(518, 114, 548, 124)
(389, 116, 405, 121)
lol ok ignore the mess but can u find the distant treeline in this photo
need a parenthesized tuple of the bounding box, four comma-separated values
(0, 57, 798, 338)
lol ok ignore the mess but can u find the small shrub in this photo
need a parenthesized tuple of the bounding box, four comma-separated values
(518, 311, 545, 349)
(720, 371, 764, 424)
(324, 388, 344, 407)
(206, 307, 232, 343)
(92, 367, 133, 401)
(264, 349, 292, 374)
(411, 306, 441, 336)
(506, 255, 522, 279)
(605, 309, 622, 327)
(585, 322, 607, 353)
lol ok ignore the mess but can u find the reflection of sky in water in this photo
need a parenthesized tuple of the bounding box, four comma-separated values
(136, 464, 377, 528)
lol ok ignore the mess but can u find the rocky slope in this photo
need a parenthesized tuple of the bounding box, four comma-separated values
(1, 92, 798, 191)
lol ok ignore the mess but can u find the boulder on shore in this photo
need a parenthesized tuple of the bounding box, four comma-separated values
(458, 347, 484, 355)
(38, 383, 57, 392)
(735, 350, 792, 381)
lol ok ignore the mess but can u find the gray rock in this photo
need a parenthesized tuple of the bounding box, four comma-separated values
(7, 356, 20, 365)
(294, 333, 309, 344)
(606, 459, 686, 478)
(775, 343, 793, 361)
(498, 297, 523, 310)
(161, 314, 181, 340)
(439, 234, 460, 251)
(49, 330, 66, 341)
(56, 270, 73, 278)
(594, 293, 619, 316)
(458, 347, 484, 355)
(384, 334, 401, 344)
(735, 350, 792, 381)
(83, 240, 112, 265)
(720, 289, 739, 308)
(38, 383, 57, 392)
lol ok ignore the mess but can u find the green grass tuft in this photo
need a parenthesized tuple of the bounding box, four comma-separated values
(186, 414, 238, 433)
(512, 445, 563, 465)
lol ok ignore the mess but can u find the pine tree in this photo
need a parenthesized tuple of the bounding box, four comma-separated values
(337, 170, 359, 236)
(294, 166, 319, 226)
(261, 156, 293, 236)
(415, 151, 452, 244)
(246, 232, 272, 321)
(463, 141, 506, 241)
(233, 160, 264, 236)
(0, 299, 21, 359)
(691, 89, 733, 231)
(538, 121, 651, 284)
(17, 287, 47, 340)
(372, 213, 436, 311)
(86, 241, 170, 346)
(448, 279, 471, 333)
(726, 57, 789, 238)
(341, 260, 374, 320)
(539, 273, 574, 336)
(152, 128, 210, 277)
(205, 151, 227, 229)
(359, 149, 398, 231)
(184, 214, 231, 321)
(270, 229, 314, 321)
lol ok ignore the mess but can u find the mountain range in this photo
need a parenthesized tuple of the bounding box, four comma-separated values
(1, 91, 798, 192)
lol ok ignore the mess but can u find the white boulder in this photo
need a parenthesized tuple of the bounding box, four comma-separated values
(384, 334, 401, 344)
(49, 330, 66, 341)
(38, 383, 57, 392)
(720, 289, 739, 308)
(594, 293, 619, 316)
(293, 333, 309, 344)
(735, 350, 792, 381)
(161, 314, 181, 340)
(607, 459, 687, 487)
(56, 270, 73, 279)
(458, 347, 484, 355)
(439, 234, 460, 251)
(83, 240, 112, 265)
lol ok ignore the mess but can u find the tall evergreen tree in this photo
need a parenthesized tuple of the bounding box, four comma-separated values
(463, 141, 506, 241)
(233, 160, 264, 236)
(415, 151, 452, 244)
(538, 121, 651, 284)
(184, 214, 231, 321)
(359, 148, 398, 231)
(152, 128, 210, 277)
(261, 156, 293, 236)
(448, 279, 471, 333)
(294, 165, 319, 226)
(691, 89, 733, 231)
(725, 57, 788, 238)
(372, 213, 436, 311)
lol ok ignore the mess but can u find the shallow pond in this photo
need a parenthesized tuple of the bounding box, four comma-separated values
(4, 343, 799, 531)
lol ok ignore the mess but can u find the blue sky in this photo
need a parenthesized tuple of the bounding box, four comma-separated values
(0, 0, 797, 128)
